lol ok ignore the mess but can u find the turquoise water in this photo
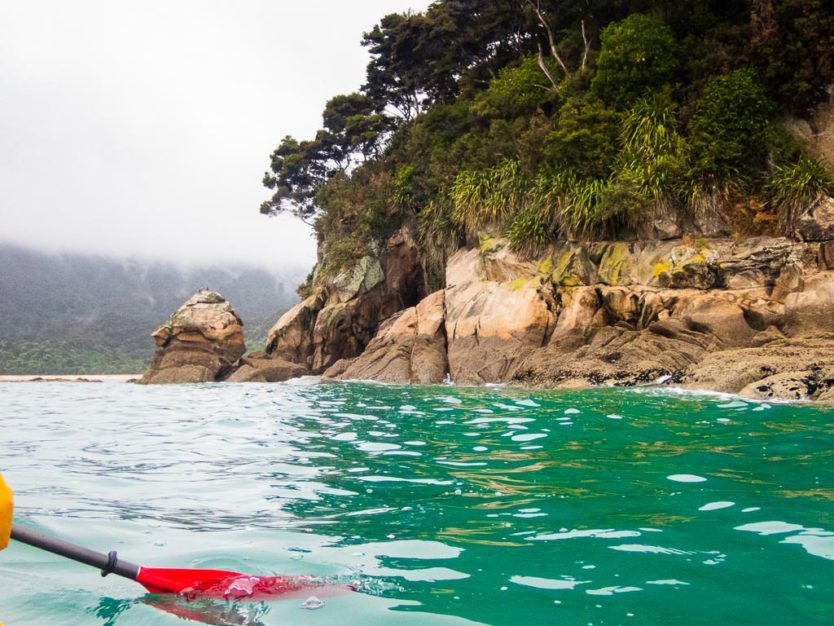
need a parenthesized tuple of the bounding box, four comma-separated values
(1, 380, 833, 625)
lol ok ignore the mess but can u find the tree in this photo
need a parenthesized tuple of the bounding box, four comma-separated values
(688, 68, 773, 181)
(260, 136, 327, 222)
(591, 13, 679, 109)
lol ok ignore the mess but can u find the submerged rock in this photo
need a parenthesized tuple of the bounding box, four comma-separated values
(138, 290, 245, 384)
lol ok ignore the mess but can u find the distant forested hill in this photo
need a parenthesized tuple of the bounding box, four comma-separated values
(0, 244, 304, 374)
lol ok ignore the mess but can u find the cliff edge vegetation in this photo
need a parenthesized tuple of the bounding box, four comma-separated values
(260, 1, 834, 289)
(240, 1, 834, 401)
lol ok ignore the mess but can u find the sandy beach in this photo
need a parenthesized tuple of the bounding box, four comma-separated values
(0, 374, 138, 383)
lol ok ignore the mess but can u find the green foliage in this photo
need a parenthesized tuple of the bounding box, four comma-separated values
(749, 0, 834, 113)
(767, 155, 834, 233)
(451, 160, 527, 232)
(261, 0, 834, 274)
(507, 208, 551, 256)
(390, 164, 416, 210)
(688, 68, 773, 182)
(560, 177, 614, 239)
(544, 95, 620, 179)
(614, 91, 689, 210)
(591, 14, 680, 109)
(472, 55, 555, 119)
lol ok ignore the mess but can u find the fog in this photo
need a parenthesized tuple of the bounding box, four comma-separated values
(0, 0, 430, 272)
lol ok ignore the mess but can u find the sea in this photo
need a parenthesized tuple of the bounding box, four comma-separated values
(1, 379, 832, 625)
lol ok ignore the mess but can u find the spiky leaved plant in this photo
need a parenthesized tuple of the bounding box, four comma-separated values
(767, 155, 833, 235)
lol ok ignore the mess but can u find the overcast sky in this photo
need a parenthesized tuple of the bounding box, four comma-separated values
(0, 0, 430, 272)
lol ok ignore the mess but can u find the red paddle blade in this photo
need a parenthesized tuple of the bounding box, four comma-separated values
(136, 567, 243, 594)
(136, 567, 348, 600)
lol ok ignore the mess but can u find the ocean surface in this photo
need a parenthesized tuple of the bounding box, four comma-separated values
(1, 379, 832, 625)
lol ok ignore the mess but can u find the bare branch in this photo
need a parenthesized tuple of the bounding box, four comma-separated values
(536, 43, 559, 89)
(580, 20, 591, 72)
(525, 0, 571, 78)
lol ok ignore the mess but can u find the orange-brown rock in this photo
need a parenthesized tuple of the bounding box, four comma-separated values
(139, 290, 245, 384)
(324, 290, 447, 384)
(444, 249, 555, 384)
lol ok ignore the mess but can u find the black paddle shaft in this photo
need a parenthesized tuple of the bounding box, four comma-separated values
(11, 524, 140, 580)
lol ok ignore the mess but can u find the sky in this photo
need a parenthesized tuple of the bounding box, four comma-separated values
(0, 0, 431, 272)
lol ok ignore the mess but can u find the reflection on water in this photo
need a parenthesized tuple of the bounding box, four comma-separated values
(1, 380, 833, 625)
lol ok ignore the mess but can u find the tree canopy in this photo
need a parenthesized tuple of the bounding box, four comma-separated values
(260, 0, 834, 283)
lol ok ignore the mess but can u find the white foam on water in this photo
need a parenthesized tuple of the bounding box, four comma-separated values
(609, 544, 690, 556)
(586, 586, 642, 596)
(646, 579, 689, 586)
(528, 529, 641, 541)
(515, 399, 541, 407)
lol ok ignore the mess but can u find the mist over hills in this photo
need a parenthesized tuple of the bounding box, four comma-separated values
(0, 244, 305, 374)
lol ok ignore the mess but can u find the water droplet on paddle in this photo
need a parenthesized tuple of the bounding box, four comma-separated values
(301, 595, 324, 610)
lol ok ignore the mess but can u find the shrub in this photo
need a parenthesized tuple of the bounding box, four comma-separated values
(472, 55, 556, 119)
(688, 68, 773, 182)
(544, 96, 620, 180)
(451, 160, 526, 231)
(591, 14, 680, 109)
(614, 91, 688, 211)
(507, 207, 551, 257)
(767, 155, 833, 234)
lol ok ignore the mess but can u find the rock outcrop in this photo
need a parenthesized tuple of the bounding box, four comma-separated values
(444, 248, 555, 384)
(327, 233, 834, 402)
(139, 290, 246, 384)
(324, 290, 447, 384)
(265, 224, 426, 374)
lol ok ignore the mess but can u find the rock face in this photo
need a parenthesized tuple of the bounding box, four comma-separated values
(139, 290, 246, 384)
(444, 249, 555, 384)
(326, 233, 834, 401)
(324, 290, 447, 384)
(266, 224, 426, 374)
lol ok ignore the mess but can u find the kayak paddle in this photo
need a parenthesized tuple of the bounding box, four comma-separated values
(10, 523, 336, 599)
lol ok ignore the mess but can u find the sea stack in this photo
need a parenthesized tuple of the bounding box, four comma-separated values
(138, 289, 245, 384)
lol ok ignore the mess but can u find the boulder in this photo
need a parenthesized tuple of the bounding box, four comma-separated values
(139, 290, 245, 384)
(782, 271, 834, 336)
(266, 293, 323, 369)
(676, 293, 758, 347)
(686, 336, 834, 397)
(550, 245, 596, 287)
(328, 256, 384, 304)
(225, 356, 307, 383)
(718, 238, 794, 290)
(324, 290, 448, 384)
(445, 249, 555, 384)
(794, 196, 834, 242)
(515, 322, 709, 388)
(596, 242, 636, 286)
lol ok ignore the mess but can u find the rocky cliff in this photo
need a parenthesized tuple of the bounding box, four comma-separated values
(280, 215, 834, 402)
(145, 198, 834, 402)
